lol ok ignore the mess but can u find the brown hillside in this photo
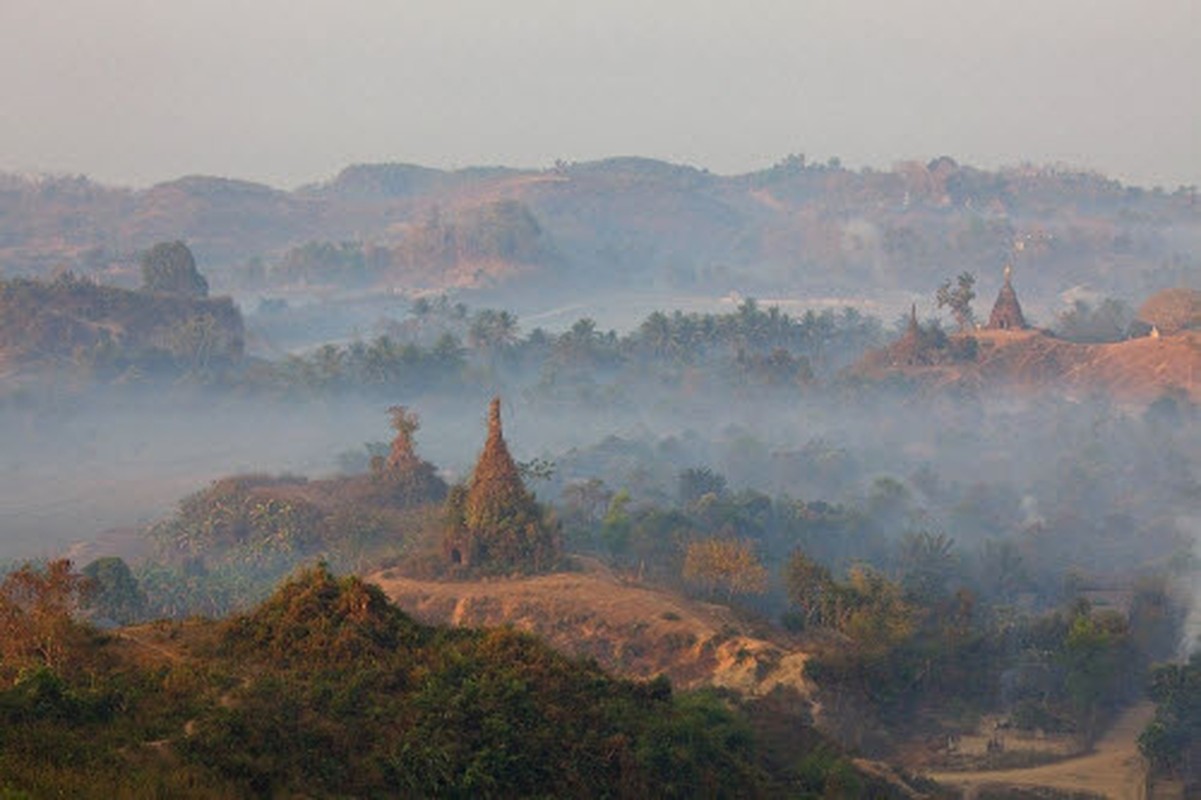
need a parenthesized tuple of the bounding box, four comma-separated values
(368, 557, 814, 699)
(858, 328, 1201, 403)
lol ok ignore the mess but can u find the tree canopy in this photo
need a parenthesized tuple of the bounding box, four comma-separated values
(140, 240, 208, 297)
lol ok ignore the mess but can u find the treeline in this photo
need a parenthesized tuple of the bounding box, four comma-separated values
(0, 276, 884, 406)
(253, 297, 883, 400)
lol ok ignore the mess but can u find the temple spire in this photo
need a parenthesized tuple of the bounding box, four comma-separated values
(487, 396, 502, 439)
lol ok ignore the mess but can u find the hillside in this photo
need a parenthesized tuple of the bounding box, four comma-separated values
(856, 328, 1201, 404)
(0, 561, 936, 798)
(370, 556, 813, 697)
(0, 274, 244, 374)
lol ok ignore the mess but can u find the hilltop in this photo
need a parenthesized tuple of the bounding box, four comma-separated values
(855, 326, 1201, 405)
(370, 556, 813, 697)
(0, 273, 244, 376)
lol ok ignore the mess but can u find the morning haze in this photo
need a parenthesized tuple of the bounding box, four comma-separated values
(5, 1, 1201, 796)
(1, 0, 1197, 189)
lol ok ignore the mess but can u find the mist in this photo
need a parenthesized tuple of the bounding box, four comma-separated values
(5, 303, 1198, 619)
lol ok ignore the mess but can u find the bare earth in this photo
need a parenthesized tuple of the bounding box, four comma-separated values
(367, 558, 813, 697)
(927, 702, 1154, 800)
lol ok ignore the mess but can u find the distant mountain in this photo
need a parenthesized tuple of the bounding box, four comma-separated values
(1, 158, 1197, 307)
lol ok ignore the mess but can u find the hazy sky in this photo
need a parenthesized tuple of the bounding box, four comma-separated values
(1, 0, 1197, 189)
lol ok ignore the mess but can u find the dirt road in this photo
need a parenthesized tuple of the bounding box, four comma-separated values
(927, 702, 1154, 800)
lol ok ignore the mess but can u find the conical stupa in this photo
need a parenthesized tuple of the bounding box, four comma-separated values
(444, 397, 558, 571)
(987, 265, 1028, 330)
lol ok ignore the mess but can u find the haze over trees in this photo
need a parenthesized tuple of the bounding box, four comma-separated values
(2, 154, 1201, 797)
(0, 157, 1196, 315)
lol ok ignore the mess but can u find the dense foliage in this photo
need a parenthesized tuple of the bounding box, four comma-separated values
(0, 564, 800, 798)
(1140, 655, 1201, 786)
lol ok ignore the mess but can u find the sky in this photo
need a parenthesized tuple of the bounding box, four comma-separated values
(1, 0, 1197, 190)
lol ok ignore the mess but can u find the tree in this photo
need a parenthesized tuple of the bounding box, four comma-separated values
(1054, 297, 1133, 343)
(140, 241, 208, 297)
(384, 406, 421, 470)
(1141, 655, 1201, 779)
(898, 531, 957, 604)
(935, 272, 976, 331)
(81, 557, 147, 625)
(682, 538, 768, 600)
(599, 489, 633, 555)
(784, 550, 837, 628)
(1137, 287, 1201, 335)
(372, 407, 447, 506)
(0, 560, 91, 677)
(467, 309, 520, 355)
(678, 467, 727, 506)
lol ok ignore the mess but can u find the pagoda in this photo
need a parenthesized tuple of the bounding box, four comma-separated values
(987, 265, 1028, 330)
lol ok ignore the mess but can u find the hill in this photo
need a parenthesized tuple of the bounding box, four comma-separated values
(0, 274, 244, 375)
(370, 556, 813, 697)
(2, 158, 1197, 307)
(0, 561, 935, 798)
(855, 327, 1201, 404)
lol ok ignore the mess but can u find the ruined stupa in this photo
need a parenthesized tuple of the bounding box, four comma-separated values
(443, 397, 558, 572)
(987, 265, 1028, 330)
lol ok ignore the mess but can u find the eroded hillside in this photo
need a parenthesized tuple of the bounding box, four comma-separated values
(370, 557, 814, 699)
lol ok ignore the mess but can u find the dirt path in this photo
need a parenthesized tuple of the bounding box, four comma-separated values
(927, 702, 1154, 800)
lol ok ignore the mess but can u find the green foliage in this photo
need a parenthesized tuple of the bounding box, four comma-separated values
(0, 565, 778, 797)
(144, 450, 445, 617)
(149, 475, 325, 569)
(936, 271, 977, 331)
(1058, 607, 1138, 736)
(1140, 654, 1201, 779)
(221, 563, 426, 666)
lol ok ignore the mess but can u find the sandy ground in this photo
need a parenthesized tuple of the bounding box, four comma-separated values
(368, 558, 813, 696)
(927, 701, 1154, 800)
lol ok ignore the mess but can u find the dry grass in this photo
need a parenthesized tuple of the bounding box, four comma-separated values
(367, 556, 815, 698)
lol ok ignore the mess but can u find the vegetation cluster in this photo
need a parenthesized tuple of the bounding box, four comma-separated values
(0, 272, 243, 379)
(0, 562, 797, 798)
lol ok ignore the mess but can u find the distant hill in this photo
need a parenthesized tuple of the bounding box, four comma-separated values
(0, 274, 244, 375)
(854, 326, 1201, 404)
(1, 158, 1196, 305)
